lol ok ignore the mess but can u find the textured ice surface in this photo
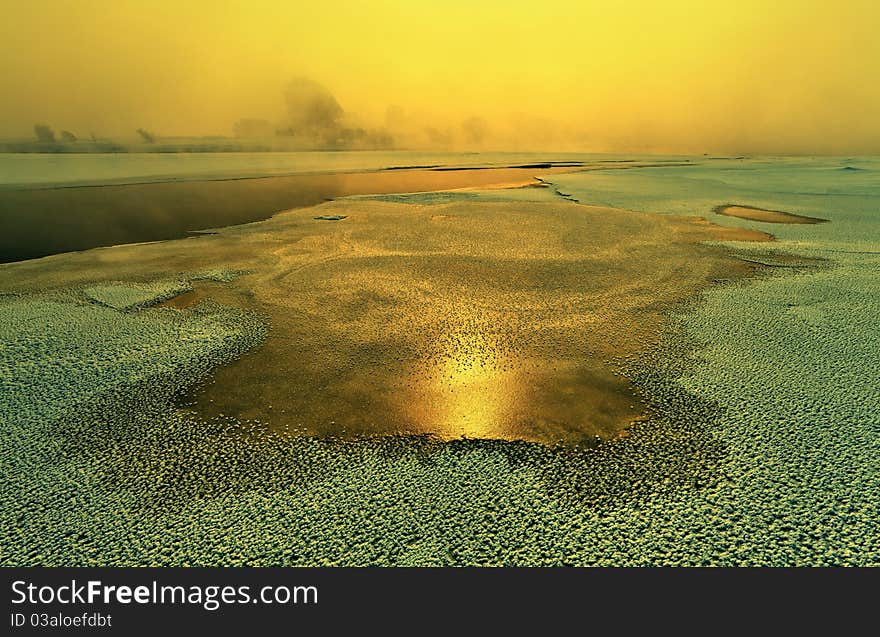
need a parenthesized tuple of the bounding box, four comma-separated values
(360, 183, 561, 206)
(1, 158, 878, 565)
(84, 281, 192, 311)
(0, 288, 734, 565)
(83, 270, 245, 310)
(547, 157, 879, 247)
(540, 157, 880, 564)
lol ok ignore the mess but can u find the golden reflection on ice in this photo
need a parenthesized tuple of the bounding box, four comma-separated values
(21, 196, 764, 445)
(407, 325, 523, 440)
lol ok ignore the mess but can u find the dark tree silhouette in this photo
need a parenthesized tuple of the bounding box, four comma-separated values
(136, 128, 156, 143)
(284, 77, 344, 133)
(34, 124, 56, 143)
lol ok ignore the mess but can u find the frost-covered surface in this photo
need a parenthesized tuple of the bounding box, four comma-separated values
(0, 287, 733, 565)
(0, 293, 267, 564)
(190, 269, 249, 284)
(2, 158, 878, 565)
(358, 184, 560, 206)
(83, 270, 245, 310)
(5, 287, 872, 565)
(358, 191, 485, 205)
(665, 256, 880, 564)
(541, 157, 880, 564)
(548, 157, 879, 249)
(84, 281, 192, 311)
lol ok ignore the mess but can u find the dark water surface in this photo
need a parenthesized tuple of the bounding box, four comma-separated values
(0, 166, 578, 263)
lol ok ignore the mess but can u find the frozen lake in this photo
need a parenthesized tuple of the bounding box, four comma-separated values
(1, 152, 876, 263)
(0, 150, 683, 189)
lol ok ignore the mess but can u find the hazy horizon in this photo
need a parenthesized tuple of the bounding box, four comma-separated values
(3, 1, 879, 154)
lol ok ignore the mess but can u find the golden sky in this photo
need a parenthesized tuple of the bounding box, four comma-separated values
(2, 0, 879, 153)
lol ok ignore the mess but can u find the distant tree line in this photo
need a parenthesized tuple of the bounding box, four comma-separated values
(31, 124, 158, 145)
